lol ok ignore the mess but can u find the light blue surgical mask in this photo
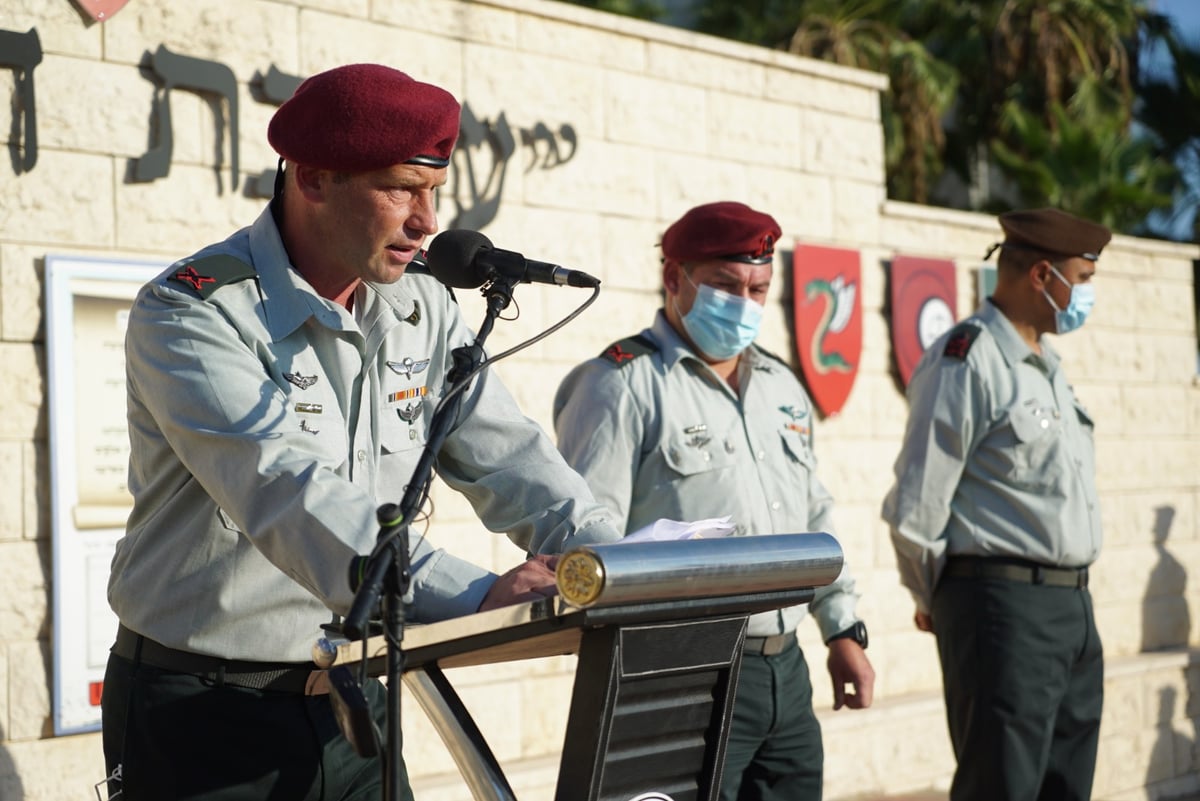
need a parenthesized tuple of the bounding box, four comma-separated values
(675, 273, 764, 360)
(1042, 265, 1095, 334)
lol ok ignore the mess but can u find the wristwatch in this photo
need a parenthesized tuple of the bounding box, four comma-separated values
(826, 620, 868, 650)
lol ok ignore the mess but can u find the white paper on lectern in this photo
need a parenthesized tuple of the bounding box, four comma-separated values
(622, 516, 735, 543)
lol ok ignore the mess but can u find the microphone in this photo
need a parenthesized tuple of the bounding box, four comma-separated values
(425, 229, 600, 289)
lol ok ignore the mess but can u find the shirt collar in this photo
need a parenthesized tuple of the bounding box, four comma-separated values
(977, 297, 1059, 370)
(247, 206, 421, 342)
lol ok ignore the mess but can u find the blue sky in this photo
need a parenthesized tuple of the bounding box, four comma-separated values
(1153, 0, 1200, 41)
(1141, 0, 1199, 241)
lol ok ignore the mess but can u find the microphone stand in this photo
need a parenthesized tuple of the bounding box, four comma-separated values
(342, 274, 519, 801)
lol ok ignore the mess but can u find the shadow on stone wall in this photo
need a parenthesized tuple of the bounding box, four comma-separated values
(1141, 506, 1191, 653)
(1147, 685, 1199, 798)
(1140, 507, 1199, 798)
(0, 723, 25, 801)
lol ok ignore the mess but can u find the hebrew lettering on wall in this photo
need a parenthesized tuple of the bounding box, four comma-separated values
(520, 122, 577, 171)
(247, 64, 303, 199)
(449, 103, 579, 231)
(132, 45, 240, 192)
(450, 103, 517, 231)
(7, 35, 582, 226)
(0, 27, 44, 174)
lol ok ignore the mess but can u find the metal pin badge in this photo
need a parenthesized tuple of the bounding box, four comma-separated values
(404, 299, 422, 326)
(284, 372, 318, 390)
(386, 356, 430, 379)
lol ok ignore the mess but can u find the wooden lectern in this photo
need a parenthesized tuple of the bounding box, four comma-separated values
(316, 532, 844, 801)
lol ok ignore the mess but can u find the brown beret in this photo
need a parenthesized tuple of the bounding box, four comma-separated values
(661, 202, 782, 264)
(268, 64, 460, 171)
(997, 208, 1112, 261)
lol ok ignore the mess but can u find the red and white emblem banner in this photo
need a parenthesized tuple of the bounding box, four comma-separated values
(889, 255, 957, 386)
(792, 243, 862, 417)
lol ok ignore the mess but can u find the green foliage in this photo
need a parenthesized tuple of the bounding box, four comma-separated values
(1134, 10, 1200, 240)
(563, 0, 664, 19)
(991, 100, 1176, 230)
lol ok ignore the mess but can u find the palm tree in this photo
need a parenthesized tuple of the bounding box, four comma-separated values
(783, 0, 958, 203)
(991, 99, 1175, 230)
(1133, 9, 1200, 241)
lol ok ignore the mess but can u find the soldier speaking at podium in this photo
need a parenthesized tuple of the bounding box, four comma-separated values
(100, 63, 620, 801)
(554, 201, 875, 801)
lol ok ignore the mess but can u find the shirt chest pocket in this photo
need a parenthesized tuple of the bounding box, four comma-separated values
(377, 401, 430, 492)
(662, 427, 737, 480)
(1004, 402, 1066, 490)
(284, 383, 348, 470)
(779, 427, 817, 474)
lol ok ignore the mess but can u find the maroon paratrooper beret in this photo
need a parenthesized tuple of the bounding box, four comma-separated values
(661, 202, 782, 264)
(268, 63, 460, 171)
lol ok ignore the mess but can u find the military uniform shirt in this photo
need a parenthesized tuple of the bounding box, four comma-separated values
(881, 299, 1101, 613)
(553, 311, 860, 640)
(109, 205, 620, 662)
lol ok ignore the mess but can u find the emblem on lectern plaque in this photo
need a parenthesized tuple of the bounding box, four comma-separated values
(556, 550, 605, 607)
(627, 793, 675, 801)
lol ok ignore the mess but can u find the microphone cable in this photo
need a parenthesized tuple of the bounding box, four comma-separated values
(361, 281, 601, 564)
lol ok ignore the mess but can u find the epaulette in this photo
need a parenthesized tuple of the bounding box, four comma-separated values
(943, 323, 982, 360)
(600, 334, 658, 366)
(167, 255, 257, 300)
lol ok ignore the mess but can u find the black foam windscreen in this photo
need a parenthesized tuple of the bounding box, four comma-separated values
(425, 229, 494, 288)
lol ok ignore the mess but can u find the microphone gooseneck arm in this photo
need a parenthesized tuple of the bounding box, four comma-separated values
(341, 270, 521, 801)
(340, 227, 600, 799)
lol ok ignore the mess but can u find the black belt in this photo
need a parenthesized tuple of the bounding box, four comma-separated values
(943, 557, 1089, 589)
(112, 624, 320, 693)
(743, 631, 796, 656)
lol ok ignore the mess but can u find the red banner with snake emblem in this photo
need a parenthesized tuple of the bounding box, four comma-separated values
(792, 243, 862, 417)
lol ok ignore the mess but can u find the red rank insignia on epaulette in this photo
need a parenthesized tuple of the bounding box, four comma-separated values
(603, 344, 635, 363)
(943, 326, 979, 360)
(174, 266, 215, 291)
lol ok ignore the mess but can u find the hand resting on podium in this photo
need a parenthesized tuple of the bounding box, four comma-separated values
(478, 554, 561, 612)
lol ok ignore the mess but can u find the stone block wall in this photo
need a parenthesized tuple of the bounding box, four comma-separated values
(0, 1, 1197, 799)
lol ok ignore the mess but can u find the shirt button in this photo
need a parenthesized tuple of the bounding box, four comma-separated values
(756, 451, 766, 460)
(703, 452, 711, 462)
(357, 449, 367, 461)
(771, 501, 781, 510)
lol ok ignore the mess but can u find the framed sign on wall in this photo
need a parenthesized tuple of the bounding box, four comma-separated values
(45, 254, 166, 735)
